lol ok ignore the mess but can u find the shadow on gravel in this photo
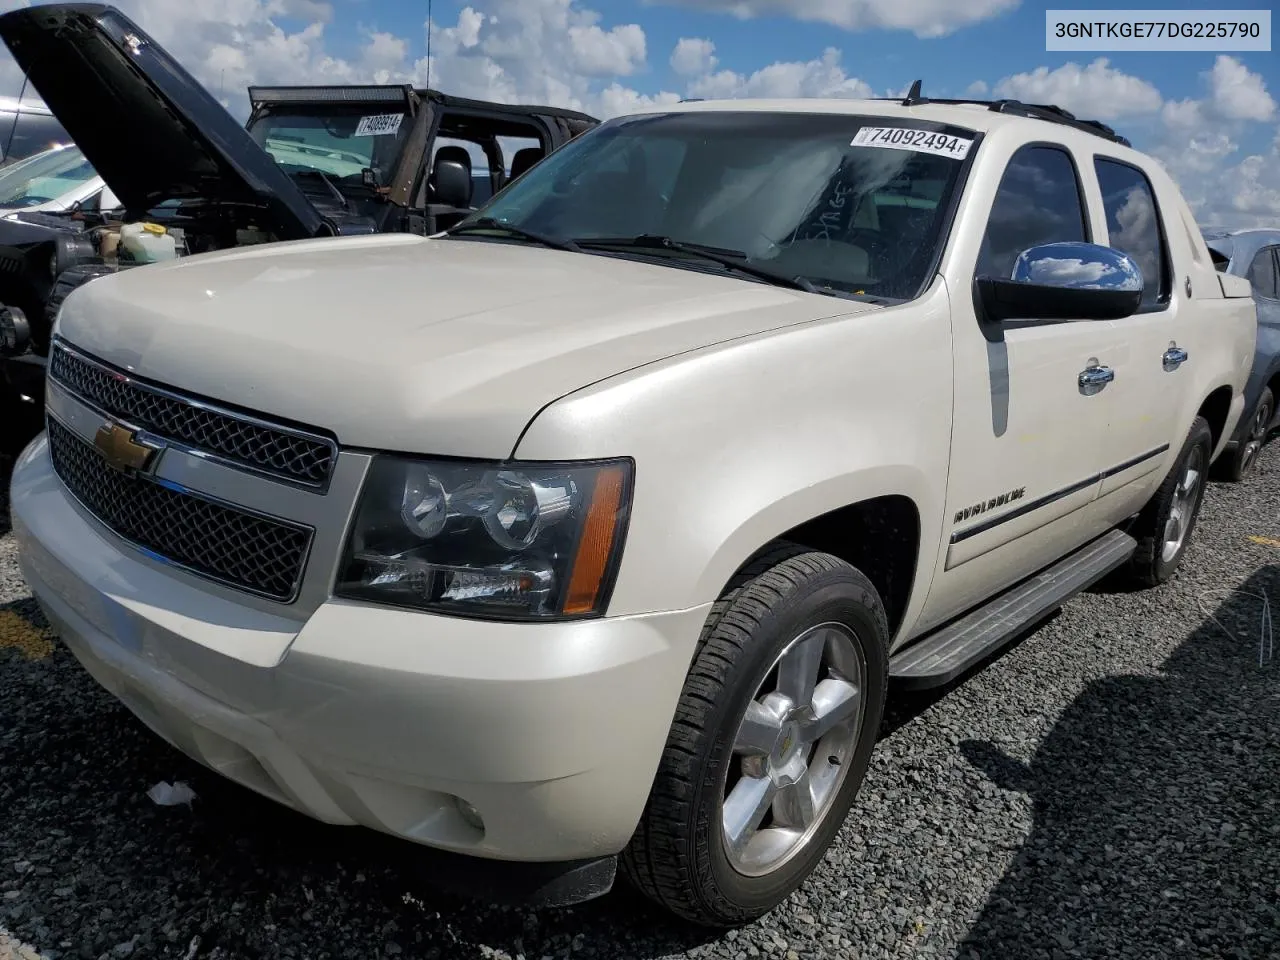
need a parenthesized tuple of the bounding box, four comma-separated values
(880, 612, 1063, 739)
(0, 634, 722, 959)
(955, 564, 1280, 959)
(1, 452, 13, 538)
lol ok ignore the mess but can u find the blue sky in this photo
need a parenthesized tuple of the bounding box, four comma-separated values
(0, 0, 1274, 226)
(272, 0, 1277, 195)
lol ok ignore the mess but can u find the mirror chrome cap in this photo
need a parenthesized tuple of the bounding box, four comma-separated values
(1011, 241, 1145, 294)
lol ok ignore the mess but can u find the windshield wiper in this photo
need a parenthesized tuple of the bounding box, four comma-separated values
(573, 235, 818, 294)
(447, 217, 581, 252)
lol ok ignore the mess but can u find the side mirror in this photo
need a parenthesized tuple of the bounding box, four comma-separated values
(975, 241, 1144, 340)
(431, 159, 472, 209)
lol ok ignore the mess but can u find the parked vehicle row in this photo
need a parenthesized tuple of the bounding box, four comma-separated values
(2, 2, 1273, 932)
(0, 1, 597, 451)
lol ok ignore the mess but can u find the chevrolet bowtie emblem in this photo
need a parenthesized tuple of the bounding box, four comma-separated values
(93, 421, 162, 474)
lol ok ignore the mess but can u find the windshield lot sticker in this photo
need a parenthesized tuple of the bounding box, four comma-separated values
(354, 113, 404, 137)
(852, 127, 973, 160)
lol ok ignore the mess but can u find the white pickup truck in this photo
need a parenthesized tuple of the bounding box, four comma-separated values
(10, 90, 1256, 927)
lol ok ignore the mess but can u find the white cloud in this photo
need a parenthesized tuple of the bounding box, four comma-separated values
(655, 0, 1019, 38)
(965, 80, 988, 96)
(1208, 55, 1276, 122)
(688, 47, 873, 100)
(671, 37, 717, 77)
(991, 58, 1162, 120)
(361, 31, 409, 85)
(567, 22, 646, 77)
(414, 0, 654, 115)
(596, 83, 682, 118)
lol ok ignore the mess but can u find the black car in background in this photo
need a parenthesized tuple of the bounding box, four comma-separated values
(0, 2, 597, 451)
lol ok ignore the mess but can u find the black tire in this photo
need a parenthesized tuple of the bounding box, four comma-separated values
(620, 542, 889, 927)
(1215, 387, 1274, 483)
(1124, 416, 1213, 587)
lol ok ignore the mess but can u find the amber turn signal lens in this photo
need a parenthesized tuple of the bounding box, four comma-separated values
(563, 465, 627, 614)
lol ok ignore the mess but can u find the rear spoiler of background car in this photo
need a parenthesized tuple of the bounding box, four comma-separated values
(248, 84, 419, 114)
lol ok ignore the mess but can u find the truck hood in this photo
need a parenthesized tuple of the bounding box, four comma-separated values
(55, 235, 877, 457)
(0, 3, 324, 240)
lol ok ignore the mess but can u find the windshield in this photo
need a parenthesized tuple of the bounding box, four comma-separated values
(460, 111, 977, 301)
(248, 106, 412, 187)
(0, 143, 96, 208)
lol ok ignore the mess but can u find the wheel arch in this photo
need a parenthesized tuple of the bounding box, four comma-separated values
(700, 480, 928, 644)
(1197, 384, 1235, 456)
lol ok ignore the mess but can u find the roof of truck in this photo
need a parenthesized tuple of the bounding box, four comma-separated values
(650, 95, 1132, 149)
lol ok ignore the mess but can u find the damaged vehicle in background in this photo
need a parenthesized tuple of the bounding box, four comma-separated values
(0, 1, 596, 450)
(1204, 228, 1280, 480)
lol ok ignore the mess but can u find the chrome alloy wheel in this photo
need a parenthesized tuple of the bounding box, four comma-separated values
(1161, 445, 1205, 564)
(1239, 397, 1274, 476)
(720, 622, 867, 877)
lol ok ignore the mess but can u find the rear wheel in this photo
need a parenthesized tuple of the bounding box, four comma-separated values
(621, 544, 888, 927)
(1218, 387, 1274, 482)
(1124, 416, 1213, 587)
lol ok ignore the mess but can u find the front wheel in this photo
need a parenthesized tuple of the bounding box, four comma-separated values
(620, 544, 888, 927)
(1217, 387, 1274, 482)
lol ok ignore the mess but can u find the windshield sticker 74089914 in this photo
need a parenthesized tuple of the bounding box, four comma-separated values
(851, 126, 974, 160)
(354, 113, 405, 137)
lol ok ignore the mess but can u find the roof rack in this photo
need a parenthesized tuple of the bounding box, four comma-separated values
(881, 79, 1131, 147)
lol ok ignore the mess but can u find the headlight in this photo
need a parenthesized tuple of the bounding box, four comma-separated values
(335, 455, 633, 619)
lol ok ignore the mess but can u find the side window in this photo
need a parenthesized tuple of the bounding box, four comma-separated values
(500, 136, 543, 178)
(1094, 157, 1170, 311)
(978, 145, 1088, 280)
(1245, 245, 1280, 299)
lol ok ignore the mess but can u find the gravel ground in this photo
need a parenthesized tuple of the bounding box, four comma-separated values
(2, 442, 1278, 960)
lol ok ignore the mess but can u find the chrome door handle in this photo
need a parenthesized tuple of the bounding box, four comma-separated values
(1163, 346, 1189, 370)
(1078, 365, 1115, 388)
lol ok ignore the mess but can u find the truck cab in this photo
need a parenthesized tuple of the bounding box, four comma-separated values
(245, 84, 596, 237)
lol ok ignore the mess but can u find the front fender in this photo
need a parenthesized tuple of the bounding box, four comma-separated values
(513, 282, 955, 629)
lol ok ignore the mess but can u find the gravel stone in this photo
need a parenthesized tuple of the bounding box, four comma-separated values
(2, 444, 1279, 959)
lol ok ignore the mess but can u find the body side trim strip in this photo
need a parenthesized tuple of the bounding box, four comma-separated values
(949, 444, 1170, 544)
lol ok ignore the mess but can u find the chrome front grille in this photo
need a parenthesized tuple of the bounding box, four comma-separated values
(48, 340, 337, 489)
(46, 417, 313, 602)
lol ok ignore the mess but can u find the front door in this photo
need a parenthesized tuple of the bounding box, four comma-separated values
(916, 142, 1120, 634)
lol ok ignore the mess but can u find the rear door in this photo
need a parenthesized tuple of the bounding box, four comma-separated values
(1088, 156, 1187, 502)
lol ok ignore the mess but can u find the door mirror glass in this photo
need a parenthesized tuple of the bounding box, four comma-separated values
(977, 240, 1145, 325)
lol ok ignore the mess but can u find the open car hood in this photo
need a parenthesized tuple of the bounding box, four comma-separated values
(0, 3, 325, 240)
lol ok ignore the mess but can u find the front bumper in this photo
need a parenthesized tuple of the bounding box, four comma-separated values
(11, 434, 709, 868)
